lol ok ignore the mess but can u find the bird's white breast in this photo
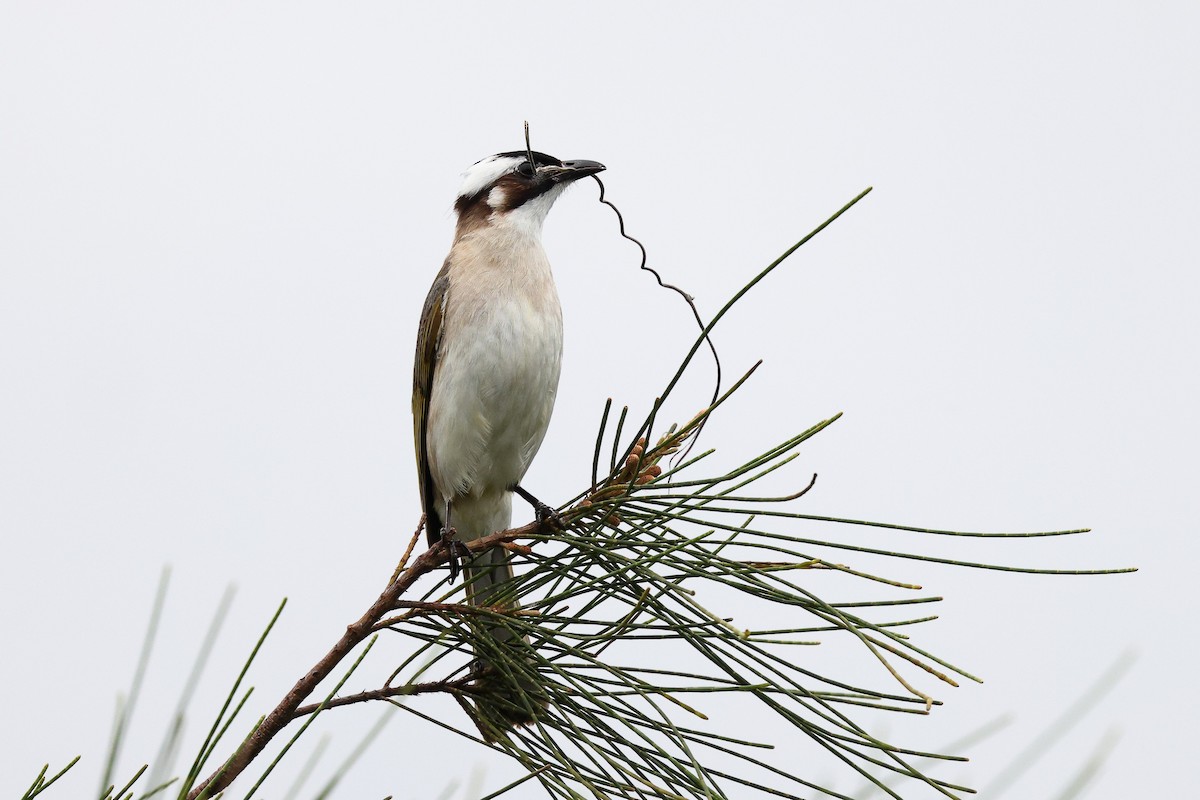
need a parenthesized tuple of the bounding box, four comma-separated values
(425, 225, 564, 529)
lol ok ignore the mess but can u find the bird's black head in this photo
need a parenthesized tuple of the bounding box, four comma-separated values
(454, 150, 605, 219)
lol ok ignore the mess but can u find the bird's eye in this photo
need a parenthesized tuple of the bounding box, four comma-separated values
(515, 161, 535, 178)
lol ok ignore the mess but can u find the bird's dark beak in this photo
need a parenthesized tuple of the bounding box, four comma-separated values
(545, 159, 606, 184)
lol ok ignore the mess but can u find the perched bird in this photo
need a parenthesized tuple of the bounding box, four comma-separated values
(412, 149, 605, 733)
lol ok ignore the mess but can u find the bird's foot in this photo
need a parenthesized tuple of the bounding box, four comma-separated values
(441, 527, 472, 583)
(512, 484, 563, 531)
(534, 501, 564, 531)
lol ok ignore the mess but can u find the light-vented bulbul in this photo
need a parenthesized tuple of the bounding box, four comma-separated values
(412, 149, 604, 732)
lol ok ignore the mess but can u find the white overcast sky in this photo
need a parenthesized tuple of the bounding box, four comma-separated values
(1, 3, 1196, 799)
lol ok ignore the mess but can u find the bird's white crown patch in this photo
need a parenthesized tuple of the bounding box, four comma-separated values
(457, 155, 524, 200)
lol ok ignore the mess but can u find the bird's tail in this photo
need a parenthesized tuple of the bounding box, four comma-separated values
(463, 545, 547, 739)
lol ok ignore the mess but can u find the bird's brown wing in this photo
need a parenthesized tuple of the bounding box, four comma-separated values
(413, 259, 451, 545)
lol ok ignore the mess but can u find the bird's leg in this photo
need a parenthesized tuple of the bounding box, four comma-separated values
(512, 484, 563, 530)
(440, 500, 472, 583)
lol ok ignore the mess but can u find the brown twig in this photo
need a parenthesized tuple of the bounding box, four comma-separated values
(288, 676, 477, 719)
(187, 519, 546, 799)
(372, 599, 533, 631)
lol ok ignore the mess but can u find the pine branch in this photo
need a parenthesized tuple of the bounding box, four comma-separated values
(185, 519, 557, 798)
